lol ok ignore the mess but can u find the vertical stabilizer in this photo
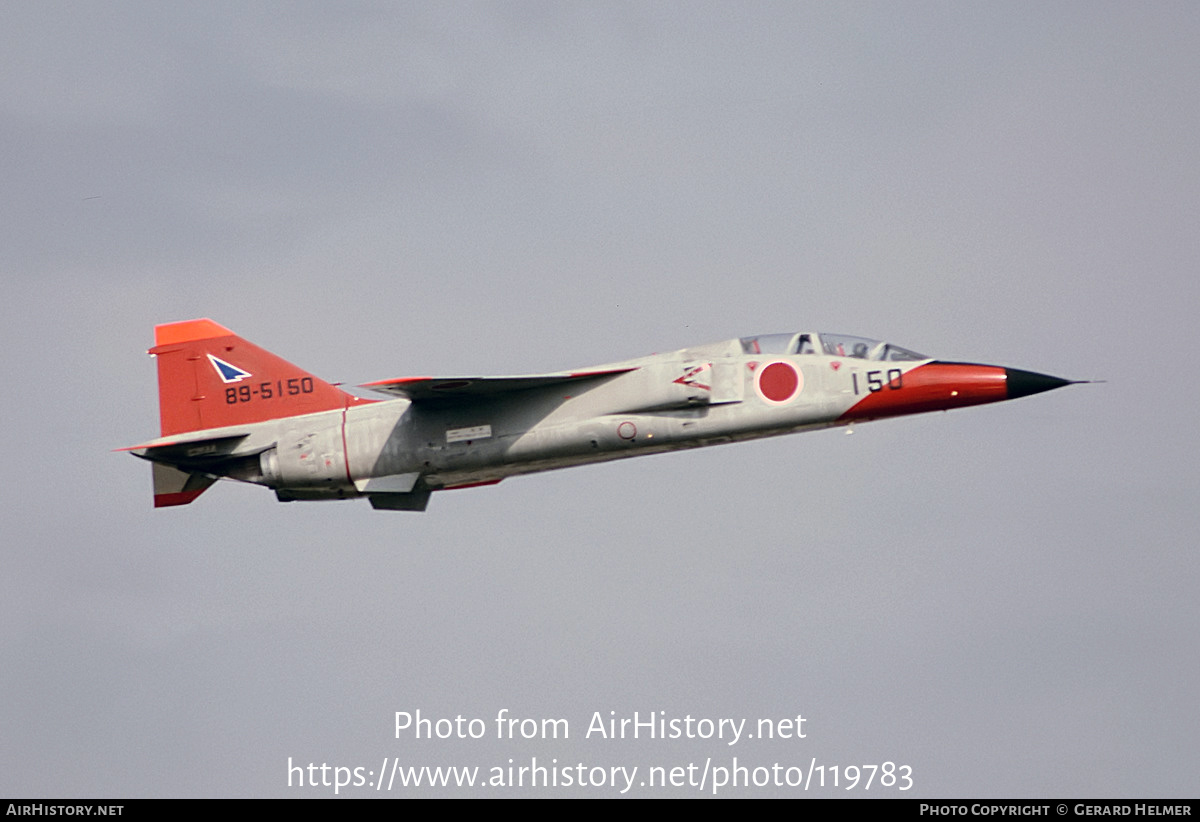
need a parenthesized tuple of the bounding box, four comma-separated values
(150, 318, 357, 436)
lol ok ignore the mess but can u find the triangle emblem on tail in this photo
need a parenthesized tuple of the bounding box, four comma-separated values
(207, 354, 252, 383)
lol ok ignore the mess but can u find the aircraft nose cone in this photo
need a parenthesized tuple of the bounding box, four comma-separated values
(1005, 368, 1074, 400)
(837, 361, 1080, 423)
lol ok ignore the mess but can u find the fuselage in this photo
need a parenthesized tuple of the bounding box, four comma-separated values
(128, 327, 1073, 511)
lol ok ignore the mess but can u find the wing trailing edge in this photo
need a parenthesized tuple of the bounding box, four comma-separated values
(360, 368, 636, 401)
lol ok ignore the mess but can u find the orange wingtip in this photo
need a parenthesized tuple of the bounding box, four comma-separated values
(360, 376, 433, 387)
(113, 441, 164, 452)
(154, 318, 235, 346)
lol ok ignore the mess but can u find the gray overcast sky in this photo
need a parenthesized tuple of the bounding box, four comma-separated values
(2, 2, 1197, 797)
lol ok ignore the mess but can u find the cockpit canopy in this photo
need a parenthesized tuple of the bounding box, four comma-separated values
(739, 332, 927, 362)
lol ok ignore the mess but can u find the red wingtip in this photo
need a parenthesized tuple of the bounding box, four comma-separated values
(154, 318, 235, 347)
(154, 489, 207, 508)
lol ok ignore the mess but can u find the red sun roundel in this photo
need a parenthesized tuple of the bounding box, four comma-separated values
(756, 360, 802, 405)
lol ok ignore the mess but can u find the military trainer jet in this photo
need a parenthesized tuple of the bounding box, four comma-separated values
(123, 319, 1078, 511)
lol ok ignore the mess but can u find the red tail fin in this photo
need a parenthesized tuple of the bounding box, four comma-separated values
(151, 318, 355, 436)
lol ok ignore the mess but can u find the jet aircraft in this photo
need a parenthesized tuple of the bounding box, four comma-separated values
(124, 319, 1078, 511)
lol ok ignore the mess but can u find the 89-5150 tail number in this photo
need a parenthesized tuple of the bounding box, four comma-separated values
(226, 377, 315, 404)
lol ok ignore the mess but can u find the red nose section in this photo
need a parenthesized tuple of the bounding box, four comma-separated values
(838, 362, 1071, 423)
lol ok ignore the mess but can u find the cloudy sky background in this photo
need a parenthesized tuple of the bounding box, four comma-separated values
(3, 2, 1197, 797)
